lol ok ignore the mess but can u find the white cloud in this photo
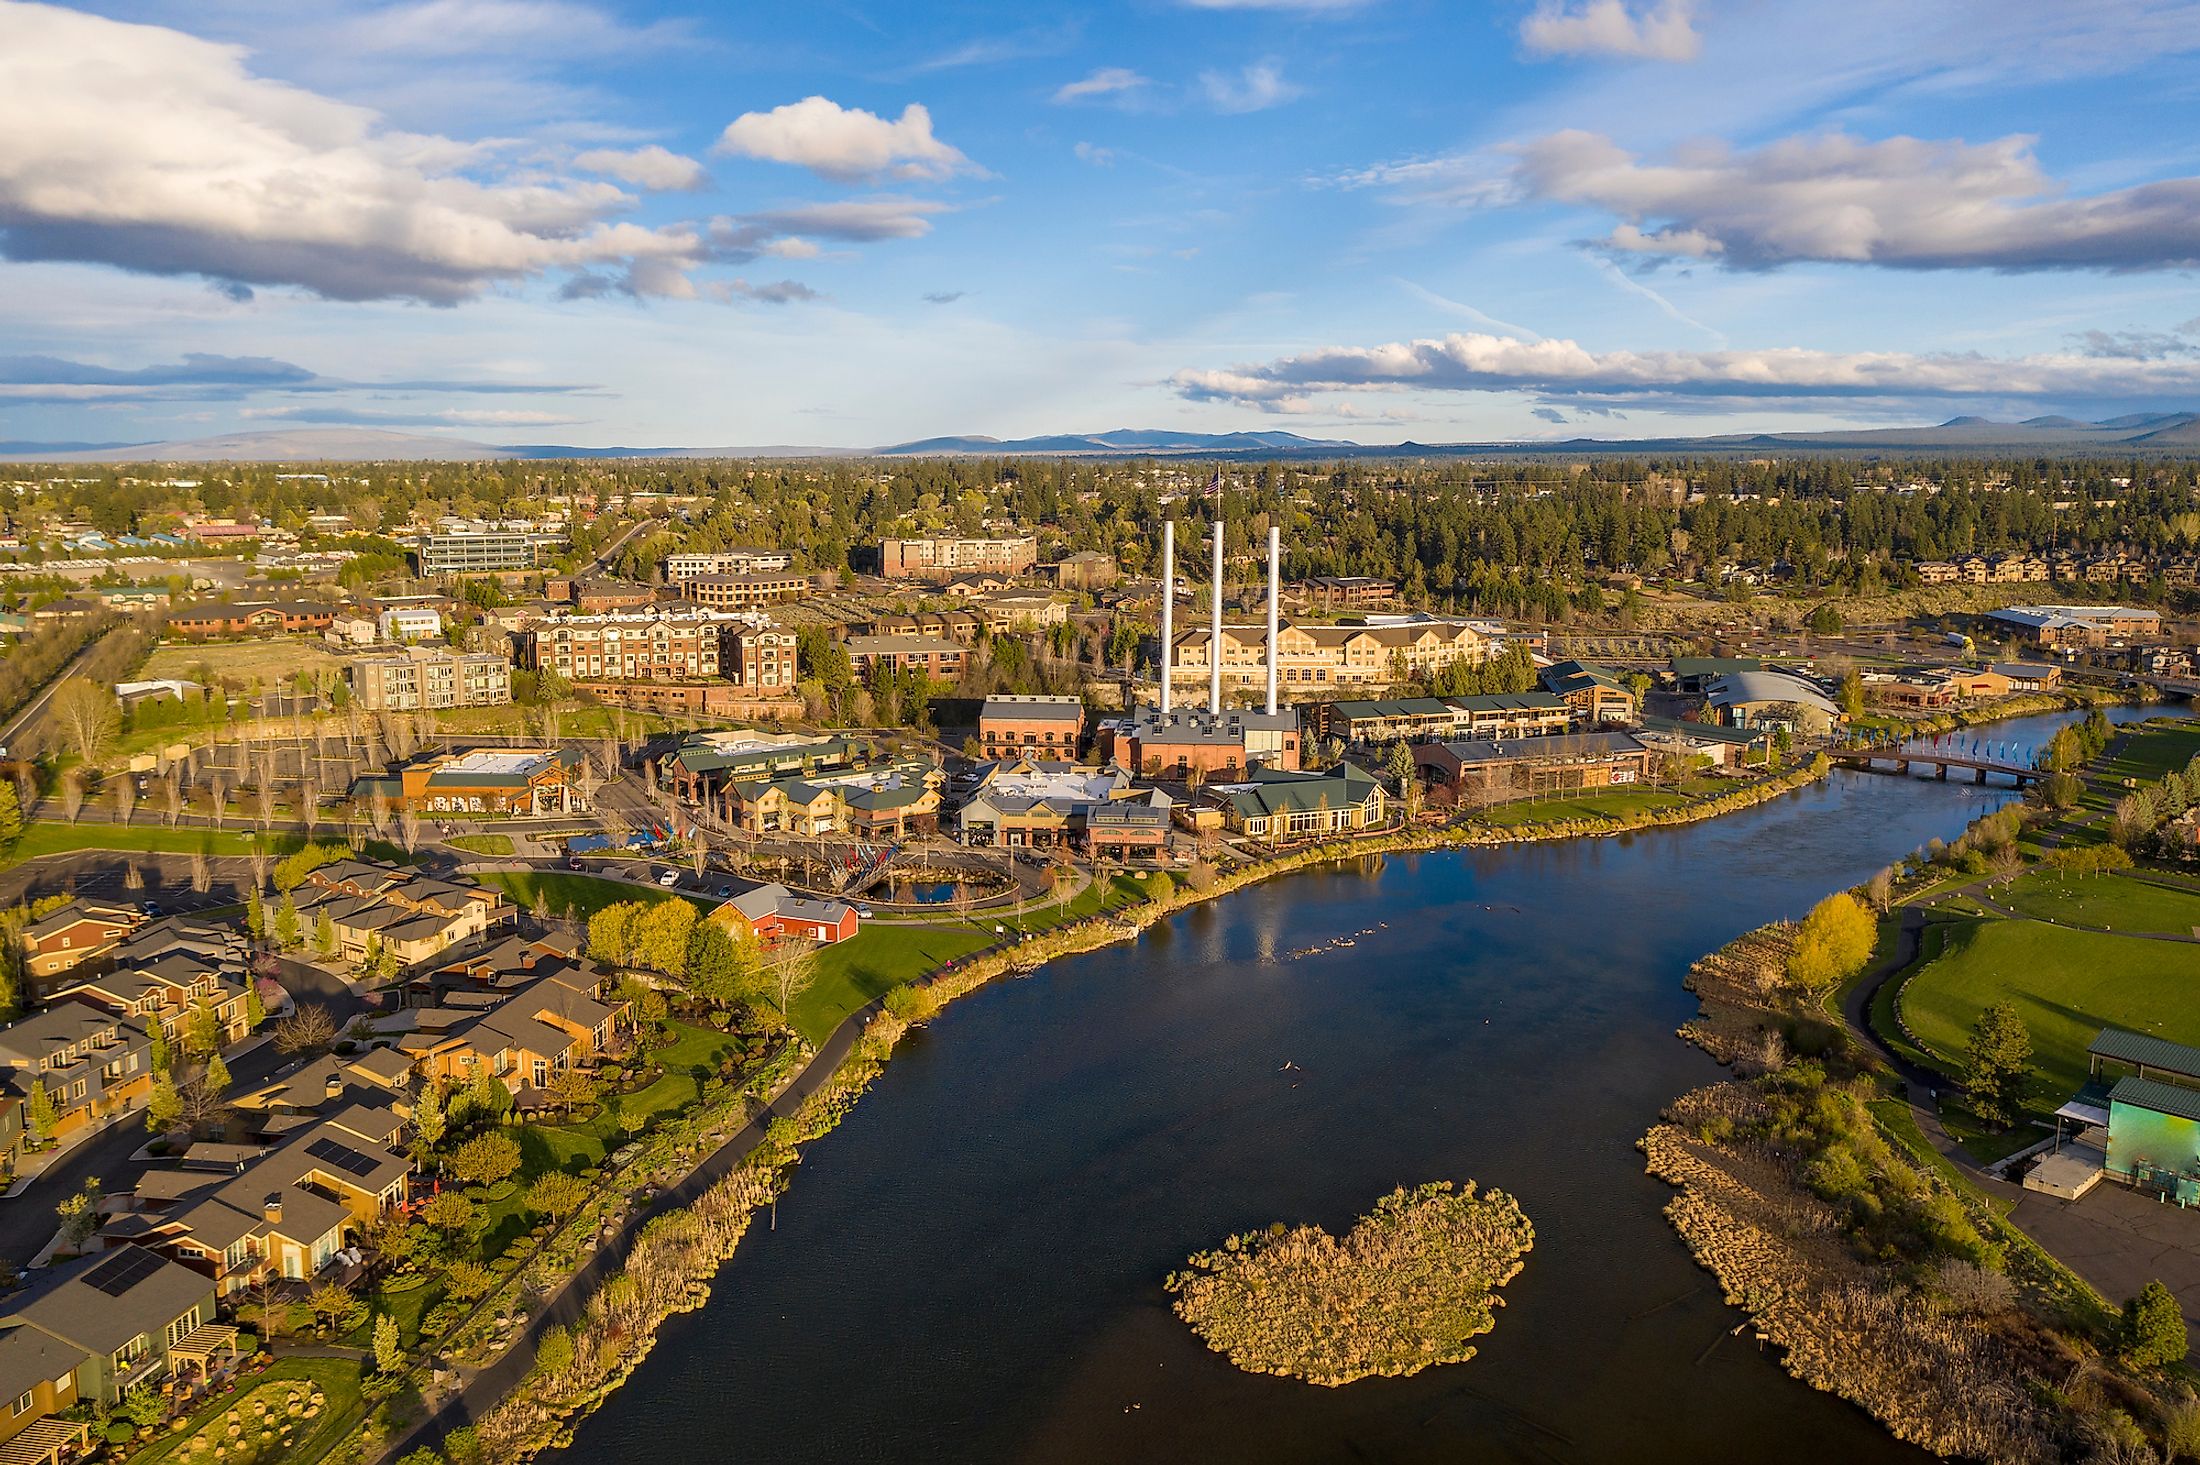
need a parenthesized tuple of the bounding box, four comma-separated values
(714, 96, 977, 182)
(1520, 0, 1700, 62)
(573, 145, 708, 191)
(0, 1, 701, 303)
(1052, 67, 1151, 104)
(1515, 128, 2200, 271)
(1199, 60, 1302, 114)
(1169, 330, 2200, 412)
(1074, 142, 1117, 167)
(324, 0, 689, 59)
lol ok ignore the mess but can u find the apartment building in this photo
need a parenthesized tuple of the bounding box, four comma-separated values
(680, 572, 810, 610)
(523, 606, 793, 689)
(845, 634, 967, 678)
(1169, 617, 1491, 696)
(347, 646, 512, 710)
(0, 1005, 155, 1140)
(880, 535, 1039, 581)
(664, 548, 793, 579)
(977, 695, 1085, 759)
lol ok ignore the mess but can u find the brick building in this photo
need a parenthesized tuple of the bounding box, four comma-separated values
(977, 694, 1085, 759)
(523, 607, 796, 693)
(880, 536, 1039, 581)
(845, 634, 967, 678)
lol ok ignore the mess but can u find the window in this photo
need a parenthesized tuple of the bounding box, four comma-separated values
(11, 1390, 32, 1416)
(166, 1306, 203, 1346)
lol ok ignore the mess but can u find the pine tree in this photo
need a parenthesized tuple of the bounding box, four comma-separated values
(243, 982, 266, 1030)
(204, 1052, 231, 1095)
(146, 1073, 181, 1133)
(147, 1023, 169, 1075)
(1964, 1001, 2034, 1127)
(2123, 1281, 2189, 1368)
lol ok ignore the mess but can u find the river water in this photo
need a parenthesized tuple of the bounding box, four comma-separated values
(563, 706, 2168, 1465)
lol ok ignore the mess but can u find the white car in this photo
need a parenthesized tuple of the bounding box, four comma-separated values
(656, 870, 679, 887)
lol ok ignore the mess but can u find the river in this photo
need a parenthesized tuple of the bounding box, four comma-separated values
(559, 705, 2169, 1465)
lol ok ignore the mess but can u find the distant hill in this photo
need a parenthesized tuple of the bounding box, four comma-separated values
(2, 414, 2196, 464)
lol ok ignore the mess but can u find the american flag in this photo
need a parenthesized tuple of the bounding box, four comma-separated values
(1206, 468, 1223, 499)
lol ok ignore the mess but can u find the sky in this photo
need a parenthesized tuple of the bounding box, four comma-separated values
(4, 0, 2200, 449)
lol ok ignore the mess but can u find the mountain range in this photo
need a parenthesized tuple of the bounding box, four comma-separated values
(2, 415, 2196, 463)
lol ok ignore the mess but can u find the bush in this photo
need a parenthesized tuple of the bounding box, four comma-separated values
(2123, 1280, 2188, 1368)
(105, 1422, 135, 1446)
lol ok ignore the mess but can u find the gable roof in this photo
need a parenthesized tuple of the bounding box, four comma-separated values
(2090, 1027, 2200, 1083)
(9, 1250, 213, 1355)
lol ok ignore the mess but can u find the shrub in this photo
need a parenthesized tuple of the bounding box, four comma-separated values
(2123, 1280, 2189, 1368)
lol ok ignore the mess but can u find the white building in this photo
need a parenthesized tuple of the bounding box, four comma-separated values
(378, 606, 444, 642)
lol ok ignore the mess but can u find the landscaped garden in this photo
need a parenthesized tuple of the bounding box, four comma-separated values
(127, 1359, 363, 1465)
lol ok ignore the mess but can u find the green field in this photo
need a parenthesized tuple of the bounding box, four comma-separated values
(794, 923, 996, 1043)
(446, 833, 515, 856)
(477, 869, 710, 920)
(0, 821, 410, 872)
(1478, 786, 1688, 827)
(1991, 870, 2200, 935)
(1898, 918, 2200, 1107)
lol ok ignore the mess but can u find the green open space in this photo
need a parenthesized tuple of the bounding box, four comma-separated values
(1990, 870, 2200, 935)
(476, 869, 710, 921)
(445, 833, 515, 856)
(519, 1020, 748, 1174)
(0, 820, 412, 873)
(792, 923, 996, 1043)
(1897, 917, 2200, 1108)
(127, 1357, 365, 1465)
(1476, 786, 1690, 827)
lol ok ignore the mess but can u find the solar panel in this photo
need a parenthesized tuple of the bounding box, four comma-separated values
(305, 1137, 381, 1178)
(83, 1248, 164, 1296)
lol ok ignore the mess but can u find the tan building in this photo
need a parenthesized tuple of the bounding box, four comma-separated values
(664, 548, 793, 579)
(1169, 618, 1490, 697)
(347, 646, 511, 710)
(523, 606, 793, 691)
(21, 902, 144, 987)
(880, 536, 1039, 581)
(846, 634, 968, 678)
(681, 572, 809, 609)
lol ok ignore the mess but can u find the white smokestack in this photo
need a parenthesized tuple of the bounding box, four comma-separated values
(1159, 521, 1174, 717)
(1266, 524, 1280, 716)
(1210, 519, 1225, 711)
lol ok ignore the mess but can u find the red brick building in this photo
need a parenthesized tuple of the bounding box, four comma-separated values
(977, 695, 1084, 759)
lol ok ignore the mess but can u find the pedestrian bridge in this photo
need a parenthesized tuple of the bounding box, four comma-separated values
(1829, 736, 2040, 787)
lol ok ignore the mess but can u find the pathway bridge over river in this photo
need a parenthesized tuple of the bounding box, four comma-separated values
(1830, 729, 2042, 787)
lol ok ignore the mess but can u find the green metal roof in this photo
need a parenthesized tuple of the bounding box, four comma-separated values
(2110, 1075, 2200, 1125)
(2091, 1028, 2200, 1083)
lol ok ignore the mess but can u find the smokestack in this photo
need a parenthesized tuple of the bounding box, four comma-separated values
(1266, 525, 1280, 716)
(1210, 520, 1225, 711)
(1159, 521, 1174, 717)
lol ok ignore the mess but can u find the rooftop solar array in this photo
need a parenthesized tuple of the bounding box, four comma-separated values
(305, 1136, 381, 1178)
(83, 1247, 164, 1296)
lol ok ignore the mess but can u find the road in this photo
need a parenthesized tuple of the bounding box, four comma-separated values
(0, 952, 364, 1265)
(0, 627, 109, 758)
(575, 514, 661, 580)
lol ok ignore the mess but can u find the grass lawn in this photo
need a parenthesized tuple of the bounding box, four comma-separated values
(1991, 870, 2200, 935)
(0, 821, 413, 872)
(520, 1020, 746, 1173)
(792, 923, 995, 1043)
(477, 869, 709, 921)
(990, 872, 1150, 935)
(446, 833, 515, 856)
(1478, 786, 1688, 827)
(1898, 917, 2200, 1108)
(141, 640, 344, 687)
(129, 1358, 365, 1465)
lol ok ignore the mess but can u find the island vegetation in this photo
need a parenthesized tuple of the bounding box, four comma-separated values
(1165, 1181, 1533, 1387)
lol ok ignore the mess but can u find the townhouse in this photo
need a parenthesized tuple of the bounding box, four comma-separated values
(0, 1006, 154, 1141)
(1169, 617, 1491, 697)
(0, 1249, 218, 1414)
(20, 901, 143, 993)
(292, 861, 510, 966)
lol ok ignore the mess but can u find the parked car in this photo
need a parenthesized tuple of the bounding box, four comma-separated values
(656, 869, 679, 887)
(855, 905, 874, 917)
(716, 885, 733, 898)
(138, 901, 161, 917)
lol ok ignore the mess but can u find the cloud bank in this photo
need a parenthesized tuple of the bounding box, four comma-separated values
(1520, 0, 1700, 61)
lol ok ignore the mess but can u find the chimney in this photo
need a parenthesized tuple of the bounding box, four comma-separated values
(324, 1073, 343, 1102)
(1159, 521, 1174, 718)
(1210, 519, 1225, 711)
(263, 1193, 283, 1225)
(1265, 525, 1281, 716)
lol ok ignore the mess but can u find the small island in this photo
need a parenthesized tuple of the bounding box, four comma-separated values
(1166, 1181, 1534, 1386)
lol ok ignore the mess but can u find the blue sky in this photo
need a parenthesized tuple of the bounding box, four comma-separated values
(4, 0, 2200, 448)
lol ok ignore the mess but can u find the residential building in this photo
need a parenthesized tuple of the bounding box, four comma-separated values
(21, 901, 144, 989)
(51, 926, 253, 1050)
(0, 1005, 154, 1140)
(164, 601, 339, 639)
(0, 1248, 219, 1406)
(377, 967, 631, 1095)
(347, 646, 511, 711)
(680, 572, 809, 609)
(1297, 575, 1398, 610)
(419, 530, 537, 577)
(664, 548, 793, 579)
(973, 592, 1068, 631)
(1540, 660, 1638, 724)
(855, 609, 983, 643)
(549, 577, 660, 611)
(1446, 692, 1575, 740)
(880, 535, 1039, 581)
(719, 761, 943, 839)
(1045, 550, 1117, 591)
(1200, 764, 1387, 840)
(845, 634, 967, 678)
(0, 1321, 90, 1461)
(293, 862, 508, 966)
(1170, 616, 1492, 698)
(522, 606, 793, 690)
(325, 612, 380, 647)
(977, 695, 1085, 759)
(1415, 730, 1655, 801)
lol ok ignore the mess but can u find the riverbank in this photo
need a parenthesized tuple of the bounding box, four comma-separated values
(1648, 907, 2192, 1460)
